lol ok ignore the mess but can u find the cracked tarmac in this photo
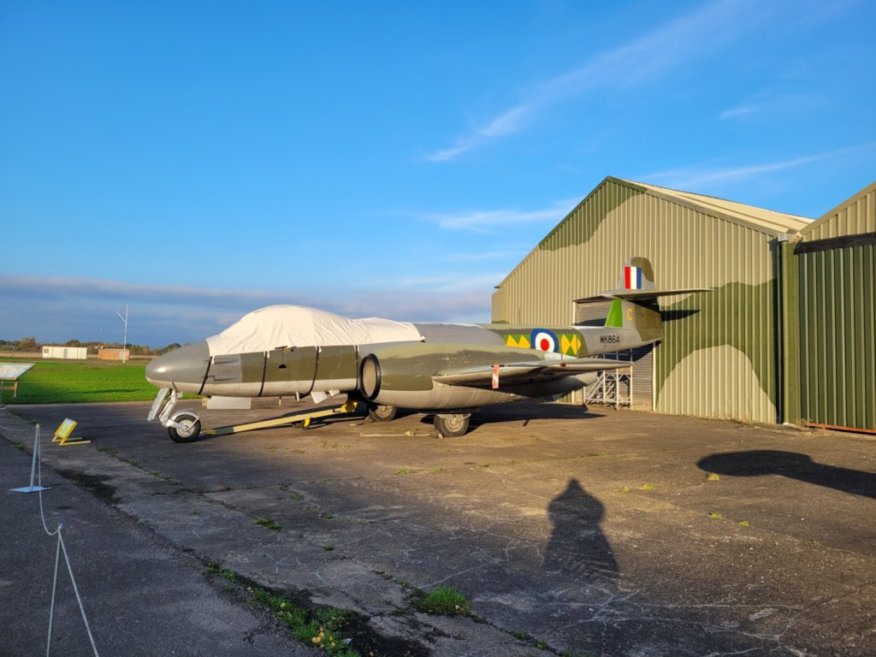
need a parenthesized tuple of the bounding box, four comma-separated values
(1, 399, 874, 656)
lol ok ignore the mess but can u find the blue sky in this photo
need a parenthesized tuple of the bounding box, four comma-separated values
(2, 0, 875, 347)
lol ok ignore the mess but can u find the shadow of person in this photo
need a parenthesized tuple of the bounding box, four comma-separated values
(542, 478, 618, 584)
(698, 450, 876, 499)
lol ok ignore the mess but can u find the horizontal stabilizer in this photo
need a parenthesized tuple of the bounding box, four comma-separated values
(575, 287, 710, 304)
(434, 357, 628, 386)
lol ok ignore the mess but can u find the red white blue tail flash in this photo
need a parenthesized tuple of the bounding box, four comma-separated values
(624, 265, 643, 290)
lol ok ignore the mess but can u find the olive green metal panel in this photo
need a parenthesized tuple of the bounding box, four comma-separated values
(799, 243, 875, 430)
(800, 180, 876, 242)
(494, 178, 782, 423)
(779, 241, 801, 424)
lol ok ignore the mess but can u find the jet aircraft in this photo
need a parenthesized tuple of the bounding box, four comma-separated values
(145, 258, 703, 441)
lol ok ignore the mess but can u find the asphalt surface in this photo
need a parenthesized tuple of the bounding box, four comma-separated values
(1, 399, 874, 657)
(0, 417, 317, 657)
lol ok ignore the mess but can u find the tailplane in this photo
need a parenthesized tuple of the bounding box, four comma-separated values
(576, 257, 708, 343)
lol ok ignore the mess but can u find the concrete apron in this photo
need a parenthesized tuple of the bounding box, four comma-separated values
(2, 401, 875, 657)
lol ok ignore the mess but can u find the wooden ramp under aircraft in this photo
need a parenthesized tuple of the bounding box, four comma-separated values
(204, 400, 361, 436)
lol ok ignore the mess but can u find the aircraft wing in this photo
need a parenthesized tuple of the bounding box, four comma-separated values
(433, 357, 628, 387)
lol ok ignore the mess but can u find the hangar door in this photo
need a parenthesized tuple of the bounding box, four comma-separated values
(574, 301, 654, 411)
(797, 238, 876, 433)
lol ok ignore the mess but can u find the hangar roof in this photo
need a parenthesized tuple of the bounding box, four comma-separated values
(798, 179, 876, 242)
(618, 178, 811, 235)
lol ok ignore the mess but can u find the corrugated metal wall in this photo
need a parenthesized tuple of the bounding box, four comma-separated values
(794, 179, 876, 433)
(798, 242, 876, 432)
(494, 179, 781, 423)
(798, 243, 876, 430)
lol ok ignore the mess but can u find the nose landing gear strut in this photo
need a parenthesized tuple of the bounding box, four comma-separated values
(147, 388, 203, 443)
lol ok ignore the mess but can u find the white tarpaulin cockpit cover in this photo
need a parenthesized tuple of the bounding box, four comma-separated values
(205, 305, 423, 356)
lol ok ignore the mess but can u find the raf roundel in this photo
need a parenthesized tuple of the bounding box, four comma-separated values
(530, 329, 558, 353)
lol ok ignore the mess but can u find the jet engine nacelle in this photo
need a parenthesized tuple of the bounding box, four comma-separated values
(358, 343, 592, 410)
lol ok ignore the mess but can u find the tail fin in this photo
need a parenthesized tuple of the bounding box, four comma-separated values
(576, 257, 708, 343)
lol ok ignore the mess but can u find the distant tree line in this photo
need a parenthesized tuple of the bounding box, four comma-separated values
(0, 337, 182, 356)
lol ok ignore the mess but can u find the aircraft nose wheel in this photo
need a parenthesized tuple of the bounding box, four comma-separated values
(434, 413, 470, 438)
(167, 412, 202, 443)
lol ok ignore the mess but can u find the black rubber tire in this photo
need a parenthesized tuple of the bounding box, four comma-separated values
(367, 404, 398, 422)
(434, 414, 470, 437)
(167, 413, 201, 443)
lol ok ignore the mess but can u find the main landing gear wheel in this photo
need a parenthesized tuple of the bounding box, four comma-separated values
(167, 412, 202, 443)
(367, 403, 398, 422)
(434, 414, 470, 438)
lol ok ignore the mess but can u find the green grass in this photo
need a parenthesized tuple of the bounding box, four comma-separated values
(253, 516, 282, 531)
(0, 357, 156, 403)
(250, 587, 360, 657)
(416, 585, 471, 615)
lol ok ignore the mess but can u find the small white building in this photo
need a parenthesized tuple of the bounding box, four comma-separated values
(42, 346, 87, 360)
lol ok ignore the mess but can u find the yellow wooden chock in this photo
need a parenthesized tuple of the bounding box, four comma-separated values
(53, 418, 91, 446)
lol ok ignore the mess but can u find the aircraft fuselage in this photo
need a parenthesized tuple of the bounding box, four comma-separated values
(145, 321, 645, 407)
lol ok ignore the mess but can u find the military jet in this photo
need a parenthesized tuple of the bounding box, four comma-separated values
(146, 257, 703, 441)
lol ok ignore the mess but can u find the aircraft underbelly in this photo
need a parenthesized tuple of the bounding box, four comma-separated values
(374, 378, 586, 410)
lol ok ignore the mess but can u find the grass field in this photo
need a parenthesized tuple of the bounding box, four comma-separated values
(0, 357, 157, 404)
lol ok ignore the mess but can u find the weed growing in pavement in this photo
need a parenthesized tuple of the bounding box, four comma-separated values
(204, 564, 359, 656)
(416, 585, 471, 616)
(205, 562, 238, 583)
(251, 587, 359, 657)
(254, 516, 282, 530)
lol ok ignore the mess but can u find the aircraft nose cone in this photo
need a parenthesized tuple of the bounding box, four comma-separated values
(146, 341, 211, 389)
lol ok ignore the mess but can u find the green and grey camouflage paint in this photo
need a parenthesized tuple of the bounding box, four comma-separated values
(492, 177, 810, 424)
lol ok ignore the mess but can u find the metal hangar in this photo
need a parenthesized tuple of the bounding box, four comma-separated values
(491, 177, 875, 432)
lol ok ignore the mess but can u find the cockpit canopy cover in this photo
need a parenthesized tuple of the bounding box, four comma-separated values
(205, 305, 423, 356)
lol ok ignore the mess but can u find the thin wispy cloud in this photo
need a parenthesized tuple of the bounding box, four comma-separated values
(641, 142, 876, 191)
(719, 91, 821, 121)
(643, 154, 828, 189)
(388, 273, 506, 292)
(426, 0, 763, 162)
(420, 198, 578, 233)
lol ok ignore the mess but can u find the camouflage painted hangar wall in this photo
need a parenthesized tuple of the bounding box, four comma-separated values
(492, 177, 804, 424)
(794, 180, 876, 432)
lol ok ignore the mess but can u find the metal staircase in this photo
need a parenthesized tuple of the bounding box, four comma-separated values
(583, 356, 633, 409)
